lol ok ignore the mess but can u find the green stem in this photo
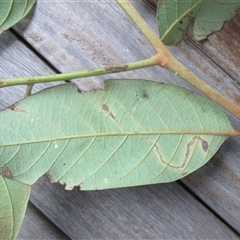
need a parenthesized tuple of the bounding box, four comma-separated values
(24, 84, 33, 97)
(116, 0, 240, 120)
(0, 56, 158, 88)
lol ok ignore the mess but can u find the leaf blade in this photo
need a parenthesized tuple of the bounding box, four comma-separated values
(0, 0, 35, 34)
(193, 0, 240, 40)
(0, 80, 234, 189)
(157, 0, 240, 45)
(0, 176, 30, 239)
(157, 0, 200, 45)
(0, 0, 13, 26)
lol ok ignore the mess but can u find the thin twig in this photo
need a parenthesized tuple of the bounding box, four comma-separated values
(0, 56, 159, 87)
(24, 84, 33, 97)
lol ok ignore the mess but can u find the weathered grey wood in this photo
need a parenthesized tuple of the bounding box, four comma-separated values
(0, 0, 240, 238)
(14, 1, 240, 102)
(140, 3, 240, 231)
(145, 4, 240, 231)
(30, 174, 238, 239)
(17, 202, 69, 240)
(1, 22, 236, 239)
(182, 135, 240, 233)
(169, 40, 240, 107)
(0, 31, 57, 108)
(12, 0, 240, 235)
(13, 0, 173, 92)
(145, 0, 240, 84)
(197, 11, 240, 84)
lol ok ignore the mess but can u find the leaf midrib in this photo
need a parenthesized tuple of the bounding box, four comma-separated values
(1, 130, 235, 147)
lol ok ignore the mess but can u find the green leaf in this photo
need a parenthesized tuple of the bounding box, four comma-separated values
(0, 0, 36, 34)
(0, 80, 234, 190)
(157, 0, 240, 45)
(0, 176, 30, 240)
(0, 1, 13, 26)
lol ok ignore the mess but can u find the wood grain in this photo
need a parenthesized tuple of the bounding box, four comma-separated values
(17, 202, 69, 240)
(30, 175, 237, 239)
(0, 0, 239, 238)
(196, 11, 240, 84)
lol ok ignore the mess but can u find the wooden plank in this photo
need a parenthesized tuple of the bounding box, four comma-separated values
(196, 11, 240, 84)
(30, 174, 238, 239)
(12, 1, 240, 233)
(169, 39, 240, 106)
(161, 16, 240, 233)
(13, 1, 240, 104)
(145, 0, 240, 84)
(140, 2, 240, 231)
(182, 135, 240, 234)
(0, 31, 57, 108)
(1, 24, 235, 239)
(0, 1, 239, 238)
(13, 0, 171, 91)
(17, 202, 70, 240)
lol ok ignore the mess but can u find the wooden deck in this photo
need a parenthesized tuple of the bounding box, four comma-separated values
(0, 1, 240, 239)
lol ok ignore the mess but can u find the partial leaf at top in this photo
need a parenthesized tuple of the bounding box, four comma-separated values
(157, 0, 240, 45)
(0, 0, 36, 34)
(0, 80, 234, 190)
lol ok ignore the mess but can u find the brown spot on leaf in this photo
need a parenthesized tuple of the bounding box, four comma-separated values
(154, 144, 187, 169)
(154, 135, 209, 169)
(202, 140, 209, 152)
(3, 165, 13, 179)
(12, 107, 26, 112)
(102, 104, 109, 111)
(102, 104, 115, 119)
(142, 90, 149, 99)
(9, 102, 26, 112)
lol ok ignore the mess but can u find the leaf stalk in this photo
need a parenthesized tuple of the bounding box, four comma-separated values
(24, 84, 33, 97)
(0, 56, 159, 87)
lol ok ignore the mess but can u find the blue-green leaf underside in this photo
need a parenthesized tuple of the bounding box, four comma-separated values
(157, 0, 240, 45)
(0, 176, 30, 240)
(0, 0, 36, 34)
(0, 80, 233, 190)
